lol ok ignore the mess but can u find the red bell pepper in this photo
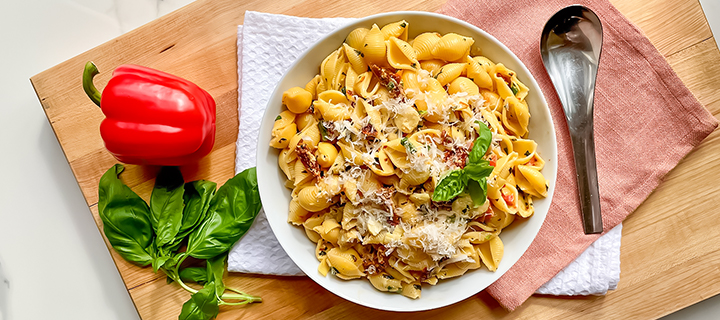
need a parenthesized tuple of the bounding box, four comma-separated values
(82, 62, 216, 166)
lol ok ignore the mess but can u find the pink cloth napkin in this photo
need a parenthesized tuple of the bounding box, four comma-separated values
(439, 0, 718, 311)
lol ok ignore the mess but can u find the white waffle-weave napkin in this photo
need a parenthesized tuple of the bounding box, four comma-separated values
(228, 11, 622, 295)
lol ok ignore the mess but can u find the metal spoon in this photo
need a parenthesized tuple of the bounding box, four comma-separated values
(541, 5, 604, 234)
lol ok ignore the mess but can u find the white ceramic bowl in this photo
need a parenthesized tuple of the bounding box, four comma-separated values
(257, 11, 557, 312)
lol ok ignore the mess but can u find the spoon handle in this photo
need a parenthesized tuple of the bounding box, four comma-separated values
(569, 125, 603, 234)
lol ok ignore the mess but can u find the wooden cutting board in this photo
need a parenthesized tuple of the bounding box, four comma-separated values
(30, 0, 720, 319)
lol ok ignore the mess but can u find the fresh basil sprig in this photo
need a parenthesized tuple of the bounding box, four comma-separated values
(98, 165, 263, 320)
(432, 122, 495, 205)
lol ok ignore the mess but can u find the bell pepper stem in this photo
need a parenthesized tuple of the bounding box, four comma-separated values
(83, 61, 102, 107)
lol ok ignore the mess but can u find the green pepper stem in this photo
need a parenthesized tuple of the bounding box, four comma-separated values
(82, 61, 102, 107)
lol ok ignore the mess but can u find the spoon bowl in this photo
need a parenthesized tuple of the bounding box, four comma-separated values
(541, 5, 604, 234)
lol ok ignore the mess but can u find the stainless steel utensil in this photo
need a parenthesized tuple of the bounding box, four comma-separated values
(540, 5, 604, 234)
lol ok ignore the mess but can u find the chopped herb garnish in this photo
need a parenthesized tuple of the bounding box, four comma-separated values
(510, 82, 519, 95)
(382, 274, 394, 280)
(386, 81, 395, 92)
(417, 109, 427, 116)
(413, 284, 422, 290)
(341, 87, 347, 95)
(524, 150, 531, 157)
(410, 62, 417, 68)
(319, 251, 326, 256)
(400, 22, 407, 28)
(275, 115, 282, 121)
(400, 137, 416, 154)
(330, 267, 339, 275)
(318, 121, 330, 141)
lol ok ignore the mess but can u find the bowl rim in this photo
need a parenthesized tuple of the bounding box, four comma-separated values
(256, 10, 558, 312)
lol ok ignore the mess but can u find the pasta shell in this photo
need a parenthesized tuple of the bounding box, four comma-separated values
(431, 33, 474, 62)
(327, 247, 364, 278)
(386, 37, 419, 70)
(293, 159, 314, 187)
(515, 165, 548, 198)
(294, 112, 316, 131)
(298, 185, 332, 212)
(502, 97, 530, 137)
(399, 168, 430, 189)
(401, 282, 422, 299)
(321, 48, 341, 91)
(436, 263, 468, 279)
(466, 56, 493, 89)
(491, 63, 528, 100)
(337, 141, 364, 165)
(345, 27, 369, 50)
(448, 77, 480, 96)
(490, 182, 519, 215)
(354, 71, 380, 99)
(269, 123, 296, 149)
(480, 89, 502, 112)
(303, 213, 325, 243)
(316, 142, 339, 168)
(512, 139, 537, 164)
(516, 191, 534, 218)
(415, 78, 447, 123)
(278, 149, 296, 181)
(368, 273, 403, 292)
(393, 102, 421, 133)
(272, 110, 296, 132)
(288, 197, 310, 225)
(282, 87, 313, 114)
(491, 151, 518, 180)
(433, 63, 466, 86)
(361, 24, 387, 66)
(401, 69, 421, 99)
(380, 20, 409, 41)
(481, 109, 505, 135)
(369, 149, 396, 177)
(412, 32, 441, 60)
(343, 43, 369, 75)
(420, 59, 445, 75)
(305, 74, 322, 100)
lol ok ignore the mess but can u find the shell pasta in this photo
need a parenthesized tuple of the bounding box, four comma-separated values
(270, 20, 547, 299)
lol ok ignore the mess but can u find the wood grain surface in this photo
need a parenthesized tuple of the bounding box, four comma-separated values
(30, 0, 720, 318)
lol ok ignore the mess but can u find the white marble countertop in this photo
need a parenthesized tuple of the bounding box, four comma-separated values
(0, 0, 718, 319)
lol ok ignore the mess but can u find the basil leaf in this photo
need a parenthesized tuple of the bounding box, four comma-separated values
(206, 255, 226, 298)
(467, 178, 488, 207)
(468, 122, 493, 164)
(150, 166, 185, 247)
(179, 267, 208, 285)
(464, 161, 494, 182)
(432, 170, 467, 202)
(186, 168, 262, 260)
(318, 121, 330, 141)
(152, 255, 171, 273)
(176, 180, 217, 241)
(178, 284, 219, 320)
(98, 164, 154, 266)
